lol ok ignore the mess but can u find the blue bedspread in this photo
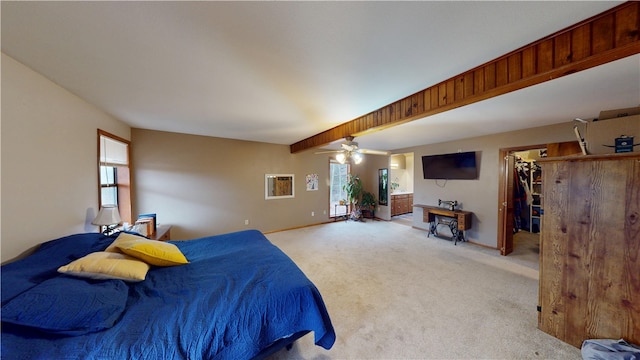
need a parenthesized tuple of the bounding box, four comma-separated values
(1, 230, 335, 359)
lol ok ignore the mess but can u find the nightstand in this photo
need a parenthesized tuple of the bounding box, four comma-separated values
(150, 225, 171, 241)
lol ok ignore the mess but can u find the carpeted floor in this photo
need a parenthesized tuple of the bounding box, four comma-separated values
(511, 230, 540, 268)
(391, 213, 414, 227)
(265, 220, 580, 359)
(394, 213, 540, 271)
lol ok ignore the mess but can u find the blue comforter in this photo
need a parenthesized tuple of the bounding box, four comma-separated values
(1, 230, 335, 359)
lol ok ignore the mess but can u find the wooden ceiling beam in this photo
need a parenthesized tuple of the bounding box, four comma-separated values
(290, 1, 640, 153)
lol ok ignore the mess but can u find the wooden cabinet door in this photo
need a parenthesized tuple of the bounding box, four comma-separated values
(398, 196, 406, 214)
(390, 197, 396, 216)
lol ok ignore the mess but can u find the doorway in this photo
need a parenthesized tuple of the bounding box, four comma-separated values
(498, 141, 583, 262)
(511, 148, 545, 265)
(497, 144, 546, 258)
(390, 152, 415, 225)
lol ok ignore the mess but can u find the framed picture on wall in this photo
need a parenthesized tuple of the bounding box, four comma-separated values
(265, 174, 295, 200)
(378, 168, 388, 205)
(306, 173, 319, 191)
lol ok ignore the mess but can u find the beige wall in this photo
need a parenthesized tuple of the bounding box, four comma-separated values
(131, 129, 342, 240)
(0, 49, 590, 260)
(400, 122, 578, 248)
(389, 153, 414, 194)
(1, 53, 130, 262)
(360, 153, 392, 221)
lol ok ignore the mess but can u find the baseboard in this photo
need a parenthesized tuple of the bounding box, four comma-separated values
(466, 240, 498, 250)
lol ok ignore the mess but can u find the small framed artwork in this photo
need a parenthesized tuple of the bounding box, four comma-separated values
(306, 173, 319, 191)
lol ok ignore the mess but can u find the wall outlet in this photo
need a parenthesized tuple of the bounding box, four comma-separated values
(323, 210, 326, 215)
(244, 219, 249, 225)
(311, 211, 315, 216)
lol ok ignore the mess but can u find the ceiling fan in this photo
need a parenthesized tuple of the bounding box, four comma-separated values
(315, 136, 390, 164)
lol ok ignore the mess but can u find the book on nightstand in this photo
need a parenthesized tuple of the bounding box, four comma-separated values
(136, 213, 157, 236)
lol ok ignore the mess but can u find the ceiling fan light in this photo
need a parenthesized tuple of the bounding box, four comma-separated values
(352, 152, 363, 164)
(336, 153, 346, 164)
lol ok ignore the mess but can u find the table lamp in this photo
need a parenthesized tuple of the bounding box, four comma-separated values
(92, 204, 121, 235)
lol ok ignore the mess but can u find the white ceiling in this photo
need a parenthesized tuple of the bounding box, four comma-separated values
(2, 1, 638, 153)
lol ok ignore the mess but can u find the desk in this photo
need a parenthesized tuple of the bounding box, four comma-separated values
(414, 205, 472, 245)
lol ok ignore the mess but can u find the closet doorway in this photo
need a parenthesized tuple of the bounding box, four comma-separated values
(498, 141, 582, 256)
(497, 144, 546, 257)
(511, 148, 545, 262)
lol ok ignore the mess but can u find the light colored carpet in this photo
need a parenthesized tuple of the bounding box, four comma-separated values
(391, 213, 414, 227)
(265, 220, 580, 359)
(468, 229, 540, 272)
(392, 213, 540, 271)
(511, 230, 540, 270)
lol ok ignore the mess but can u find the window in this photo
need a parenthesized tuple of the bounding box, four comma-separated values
(98, 130, 132, 224)
(100, 165, 118, 205)
(329, 161, 350, 217)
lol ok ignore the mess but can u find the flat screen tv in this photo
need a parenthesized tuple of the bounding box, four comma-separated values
(422, 151, 478, 180)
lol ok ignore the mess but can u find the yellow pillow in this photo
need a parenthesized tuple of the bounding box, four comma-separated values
(108, 233, 189, 267)
(58, 252, 150, 282)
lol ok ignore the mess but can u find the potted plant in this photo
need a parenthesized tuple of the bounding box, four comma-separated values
(343, 174, 363, 221)
(360, 191, 376, 219)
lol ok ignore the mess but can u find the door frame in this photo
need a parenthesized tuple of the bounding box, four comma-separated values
(497, 144, 546, 256)
(328, 160, 351, 218)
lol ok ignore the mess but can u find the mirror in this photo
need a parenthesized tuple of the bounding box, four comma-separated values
(265, 174, 295, 200)
(378, 168, 388, 205)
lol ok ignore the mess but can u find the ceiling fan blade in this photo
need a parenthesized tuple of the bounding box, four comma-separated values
(359, 149, 391, 156)
(314, 150, 342, 155)
(316, 136, 388, 157)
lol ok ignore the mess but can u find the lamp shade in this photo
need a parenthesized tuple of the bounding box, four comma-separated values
(92, 205, 121, 226)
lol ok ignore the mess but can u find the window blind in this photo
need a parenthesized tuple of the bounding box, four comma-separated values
(100, 135, 128, 166)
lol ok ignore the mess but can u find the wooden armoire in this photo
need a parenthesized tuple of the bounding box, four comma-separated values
(537, 152, 640, 348)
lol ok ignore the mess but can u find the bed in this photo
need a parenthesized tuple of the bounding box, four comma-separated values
(1, 229, 335, 359)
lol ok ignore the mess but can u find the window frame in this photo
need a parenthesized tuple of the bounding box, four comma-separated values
(99, 165, 119, 206)
(329, 160, 350, 217)
(97, 129, 132, 225)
